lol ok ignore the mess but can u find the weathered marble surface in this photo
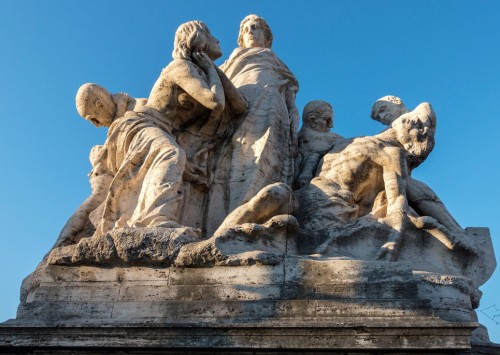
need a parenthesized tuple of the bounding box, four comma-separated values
(296, 100, 343, 189)
(2, 13, 498, 354)
(295, 102, 490, 275)
(206, 15, 300, 235)
(45, 16, 496, 290)
(1, 260, 485, 352)
(58, 21, 248, 244)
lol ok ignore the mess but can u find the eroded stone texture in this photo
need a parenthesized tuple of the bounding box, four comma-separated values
(48, 227, 201, 267)
(2, 260, 485, 352)
(54, 85, 147, 248)
(57, 21, 247, 248)
(2, 14, 498, 354)
(297, 103, 438, 258)
(205, 15, 300, 236)
(176, 182, 298, 267)
(295, 100, 344, 189)
(293, 99, 496, 331)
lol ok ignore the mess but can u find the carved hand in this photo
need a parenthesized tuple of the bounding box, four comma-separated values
(193, 51, 214, 72)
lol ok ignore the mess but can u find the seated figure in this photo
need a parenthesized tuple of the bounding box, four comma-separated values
(52, 20, 247, 252)
(295, 100, 343, 188)
(296, 102, 477, 264)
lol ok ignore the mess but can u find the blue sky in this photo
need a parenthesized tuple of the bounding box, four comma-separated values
(0, 0, 499, 342)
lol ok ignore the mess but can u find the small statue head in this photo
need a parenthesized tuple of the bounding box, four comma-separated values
(371, 95, 409, 126)
(173, 21, 222, 61)
(302, 100, 333, 133)
(76, 83, 116, 128)
(238, 14, 273, 49)
(391, 102, 436, 169)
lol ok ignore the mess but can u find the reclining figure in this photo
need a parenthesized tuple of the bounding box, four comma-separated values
(296, 102, 477, 261)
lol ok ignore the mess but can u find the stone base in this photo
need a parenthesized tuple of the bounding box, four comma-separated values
(0, 321, 480, 354)
(0, 257, 494, 353)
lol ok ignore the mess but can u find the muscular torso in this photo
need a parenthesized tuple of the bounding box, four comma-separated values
(299, 129, 341, 156)
(317, 137, 392, 214)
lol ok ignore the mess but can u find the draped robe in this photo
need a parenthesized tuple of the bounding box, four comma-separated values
(206, 47, 299, 235)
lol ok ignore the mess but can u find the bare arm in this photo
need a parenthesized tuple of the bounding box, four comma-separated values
(187, 53, 225, 114)
(149, 58, 225, 113)
(375, 146, 409, 261)
(381, 146, 408, 221)
(190, 53, 227, 136)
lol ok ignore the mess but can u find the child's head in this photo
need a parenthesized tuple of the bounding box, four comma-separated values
(302, 100, 333, 132)
(76, 83, 116, 127)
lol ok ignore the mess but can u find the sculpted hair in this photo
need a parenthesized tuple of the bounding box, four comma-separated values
(302, 100, 333, 126)
(238, 14, 273, 48)
(172, 21, 210, 60)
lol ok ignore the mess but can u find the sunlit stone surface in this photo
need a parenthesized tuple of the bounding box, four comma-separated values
(0, 15, 497, 355)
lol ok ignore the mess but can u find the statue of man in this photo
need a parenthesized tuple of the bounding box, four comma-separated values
(371, 96, 470, 246)
(297, 102, 467, 260)
(53, 84, 146, 248)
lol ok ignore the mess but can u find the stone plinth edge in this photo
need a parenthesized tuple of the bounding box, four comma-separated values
(1, 257, 495, 353)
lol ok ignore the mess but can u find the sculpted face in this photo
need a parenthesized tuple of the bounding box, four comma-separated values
(85, 98, 114, 128)
(370, 96, 409, 126)
(309, 109, 333, 132)
(76, 84, 115, 128)
(393, 104, 436, 169)
(241, 19, 266, 48)
(204, 29, 222, 60)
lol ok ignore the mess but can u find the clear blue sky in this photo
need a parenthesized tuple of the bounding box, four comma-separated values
(1, 0, 499, 342)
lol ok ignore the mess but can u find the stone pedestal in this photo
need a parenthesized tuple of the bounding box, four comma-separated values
(2, 257, 496, 353)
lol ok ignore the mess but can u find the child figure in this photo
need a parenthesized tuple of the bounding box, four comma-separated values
(53, 83, 146, 248)
(295, 100, 343, 188)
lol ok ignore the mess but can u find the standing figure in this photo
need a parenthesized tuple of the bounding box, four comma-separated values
(206, 14, 300, 235)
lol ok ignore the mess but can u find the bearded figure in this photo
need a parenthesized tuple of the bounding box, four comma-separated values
(296, 102, 482, 274)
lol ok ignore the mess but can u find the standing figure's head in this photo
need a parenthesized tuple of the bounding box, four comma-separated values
(173, 21, 222, 61)
(76, 83, 116, 128)
(371, 95, 409, 127)
(391, 102, 436, 169)
(302, 100, 333, 133)
(238, 14, 273, 49)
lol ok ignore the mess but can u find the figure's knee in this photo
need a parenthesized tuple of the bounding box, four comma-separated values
(259, 182, 292, 198)
(252, 182, 296, 215)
